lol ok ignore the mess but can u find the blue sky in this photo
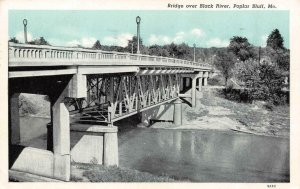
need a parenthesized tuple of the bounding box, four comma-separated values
(9, 10, 289, 48)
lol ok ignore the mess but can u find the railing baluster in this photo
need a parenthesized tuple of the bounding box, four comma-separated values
(8, 43, 211, 70)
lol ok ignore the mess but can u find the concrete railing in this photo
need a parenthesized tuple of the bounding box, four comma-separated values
(8, 42, 212, 69)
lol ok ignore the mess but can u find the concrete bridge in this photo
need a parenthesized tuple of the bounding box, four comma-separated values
(8, 42, 213, 181)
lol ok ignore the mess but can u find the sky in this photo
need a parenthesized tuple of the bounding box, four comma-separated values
(9, 10, 289, 48)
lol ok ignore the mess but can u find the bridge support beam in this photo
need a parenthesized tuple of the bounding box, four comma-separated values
(174, 98, 182, 126)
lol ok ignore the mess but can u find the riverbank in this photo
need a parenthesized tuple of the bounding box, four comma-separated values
(151, 87, 289, 138)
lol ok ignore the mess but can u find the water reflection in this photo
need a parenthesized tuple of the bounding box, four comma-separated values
(119, 129, 289, 182)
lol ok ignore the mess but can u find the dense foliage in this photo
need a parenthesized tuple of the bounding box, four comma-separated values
(92, 40, 102, 50)
(28, 37, 50, 45)
(234, 59, 287, 105)
(267, 29, 284, 50)
(217, 29, 289, 105)
(214, 50, 236, 86)
(228, 36, 254, 61)
(8, 37, 19, 43)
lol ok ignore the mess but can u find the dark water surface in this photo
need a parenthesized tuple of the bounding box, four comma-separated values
(118, 128, 289, 182)
(19, 117, 289, 182)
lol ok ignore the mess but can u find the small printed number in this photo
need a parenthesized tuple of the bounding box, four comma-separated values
(267, 185, 276, 188)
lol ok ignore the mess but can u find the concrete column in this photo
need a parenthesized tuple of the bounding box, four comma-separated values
(104, 132, 119, 166)
(52, 100, 70, 181)
(10, 93, 20, 144)
(198, 77, 202, 91)
(50, 84, 71, 181)
(204, 77, 208, 86)
(192, 77, 197, 107)
(173, 98, 182, 126)
(69, 74, 87, 98)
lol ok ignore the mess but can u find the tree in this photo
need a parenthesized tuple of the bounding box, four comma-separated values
(148, 45, 169, 57)
(235, 59, 286, 104)
(126, 36, 148, 54)
(9, 37, 19, 43)
(228, 36, 254, 61)
(92, 40, 102, 50)
(267, 29, 284, 49)
(28, 37, 50, 45)
(214, 50, 236, 86)
(266, 47, 290, 71)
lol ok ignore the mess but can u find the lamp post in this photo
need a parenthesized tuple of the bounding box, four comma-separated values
(23, 19, 28, 43)
(136, 16, 141, 54)
(193, 43, 196, 62)
(131, 42, 133, 54)
(258, 46, 261, 63)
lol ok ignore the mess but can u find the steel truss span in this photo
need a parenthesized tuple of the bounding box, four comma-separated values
(67, 73, 180, 125)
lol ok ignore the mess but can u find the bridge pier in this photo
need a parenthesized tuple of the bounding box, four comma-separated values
(181, 72, 206, 108)
(192, 77, 197, 107)
(203, 71, 209, 86)
(173, 98, 182, 126)
(203, 77, 208, 86)
(70, 124, 118, 166)
(198, 77, 202, 92)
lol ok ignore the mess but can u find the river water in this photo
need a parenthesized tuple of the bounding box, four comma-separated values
(19, 117, 289, 182)
(118, 128, 289, 182)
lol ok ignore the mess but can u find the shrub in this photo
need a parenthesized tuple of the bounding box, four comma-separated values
(234, 59, 287, 105)
(222, 86, 253, 103)
(207, 77, 225, 86)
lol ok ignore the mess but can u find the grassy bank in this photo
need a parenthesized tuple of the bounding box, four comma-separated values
(71, 163, 178, 182)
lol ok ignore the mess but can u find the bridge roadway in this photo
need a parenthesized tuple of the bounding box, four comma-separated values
(8, 42, 213, 181)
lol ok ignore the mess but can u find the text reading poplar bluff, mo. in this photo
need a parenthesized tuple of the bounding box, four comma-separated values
(167, 3, 276, 9)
